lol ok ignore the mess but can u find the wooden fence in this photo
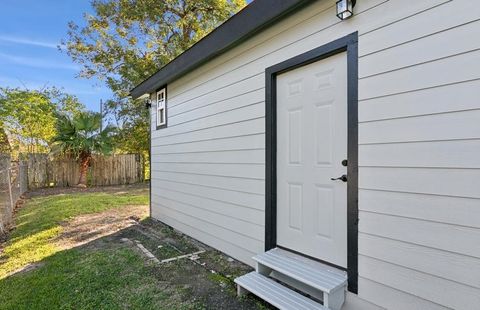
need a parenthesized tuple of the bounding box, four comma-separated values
(0, 155, 28, 235)
(27, 154, 143, 188)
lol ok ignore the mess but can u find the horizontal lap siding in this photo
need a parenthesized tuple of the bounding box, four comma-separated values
(357, 0, 480, 309)
(150, 0, 480, 308)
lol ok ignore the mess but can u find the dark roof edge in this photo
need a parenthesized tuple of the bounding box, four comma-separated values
(130, 0, 315, 99)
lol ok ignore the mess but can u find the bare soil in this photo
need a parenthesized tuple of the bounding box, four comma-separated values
(108, 218, 270, 310)
(55, 205, 148, 249)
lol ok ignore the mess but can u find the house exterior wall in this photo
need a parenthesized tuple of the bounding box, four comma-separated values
(150, 0, 480, 309)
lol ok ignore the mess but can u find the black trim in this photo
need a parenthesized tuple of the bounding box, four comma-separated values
(130, 0, 316, 99)
(155, 86, 168, 130)
(265, 32, 359, 294)
(149, 93, 152, 218)
(277, 245, 348, 272)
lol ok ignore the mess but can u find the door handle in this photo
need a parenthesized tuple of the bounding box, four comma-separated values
(331, 174, 347, 182)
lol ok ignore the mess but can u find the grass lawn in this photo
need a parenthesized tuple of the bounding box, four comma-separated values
(0, 186, 266, 310)
(0, 244, 174, 309)
(0, 189, 149, 278)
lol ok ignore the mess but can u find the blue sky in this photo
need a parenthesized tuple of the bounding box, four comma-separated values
(0, 0, 112, 111)
(0, 1, 254, 112)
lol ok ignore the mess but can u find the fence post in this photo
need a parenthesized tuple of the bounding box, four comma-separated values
(7, 169, 13, 212)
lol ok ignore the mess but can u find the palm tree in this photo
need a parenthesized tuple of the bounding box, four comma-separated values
(51, 112, 115, 187)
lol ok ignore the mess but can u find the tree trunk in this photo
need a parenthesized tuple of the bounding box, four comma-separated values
(77, 155, 91, 187)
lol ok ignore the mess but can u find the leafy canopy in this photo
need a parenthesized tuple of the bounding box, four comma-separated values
(0, 87, 85, 155)
(63, 0, 247, 162)
(52, 112, 115, 160)
(64, 0, 247, 97)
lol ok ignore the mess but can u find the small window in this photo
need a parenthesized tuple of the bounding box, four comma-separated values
(156, 88, 167, 129)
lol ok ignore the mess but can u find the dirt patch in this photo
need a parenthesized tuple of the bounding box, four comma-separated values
(55, 205, 148, 249)
(109, 219, 273, 310)
(73, 216, 271, 309)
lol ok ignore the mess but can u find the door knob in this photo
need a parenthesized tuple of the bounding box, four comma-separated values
(331, 174, 347, 182)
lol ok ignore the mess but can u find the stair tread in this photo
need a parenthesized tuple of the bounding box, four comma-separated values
(253, 248, 347, 293)
(235, 272, 326, 310)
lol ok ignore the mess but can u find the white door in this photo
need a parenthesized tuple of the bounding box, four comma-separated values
(276, 52, 348, 268)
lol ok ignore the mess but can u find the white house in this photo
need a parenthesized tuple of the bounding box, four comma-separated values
(131, 0, 480, 309)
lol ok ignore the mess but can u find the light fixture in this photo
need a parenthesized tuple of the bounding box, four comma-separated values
(145, 99, 152, 109)
(336, 0, 356, 20)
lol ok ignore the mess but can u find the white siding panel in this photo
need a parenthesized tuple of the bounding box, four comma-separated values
(170, 85, 264, 117)
(358, 277, 449, 310)
(360, 49, 480, 100)
(152, 118, 264, 147)
(359, 233, 480, 288)
(359, 79, 480, 122)
(152, 194, 264, 241)
(151, 210, 257, 265)
(152, 162, 264, 180)
(360, 19, 480, 78)
(359, 139, 480, 168)
(359, 0, 480, 56)
(153, 149, 265, 164)
(153, 102, 264, 139)
(152, 202, 264, 254)
(169, 88, 264, 124)
(359, 211, 480, 258)
(359, 255, 480, 310)
(151, 171, 264, 195)
(168, 71, 264, 108)
(359, 110, 480, 144)
(360, 167, 480, 199)
(359, 189, 480, 228)
(151, 179, 264, 211)
(151, 187, 263, 225)
(151, 134, 265, 154)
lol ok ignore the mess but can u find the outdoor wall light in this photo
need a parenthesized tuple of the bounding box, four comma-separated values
(336, 0, 356, 20)
(145, 99, 152, 109)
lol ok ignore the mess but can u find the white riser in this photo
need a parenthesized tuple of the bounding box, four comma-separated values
(235, 248, 348, 310)
(253, 248, 347, 293)
(235, 272, 326, 310)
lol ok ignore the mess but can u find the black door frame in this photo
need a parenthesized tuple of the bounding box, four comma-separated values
(264, 32, 358, 293)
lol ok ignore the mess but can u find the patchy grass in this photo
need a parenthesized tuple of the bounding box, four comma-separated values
(0, 245, 178, 310)
(0, 190, 148, 278)
(0, 186, 268, 309)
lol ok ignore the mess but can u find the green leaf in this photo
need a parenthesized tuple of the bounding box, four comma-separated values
(62, 0, 246, 159)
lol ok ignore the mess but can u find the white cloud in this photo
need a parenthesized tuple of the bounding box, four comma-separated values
(0, 35, 58, 49)
(0, 52, 79, 71)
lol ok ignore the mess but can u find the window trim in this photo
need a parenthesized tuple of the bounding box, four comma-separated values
(156, 87, 167, 130)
